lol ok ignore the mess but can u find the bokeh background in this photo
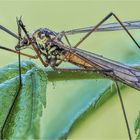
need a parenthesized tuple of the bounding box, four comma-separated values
(1, 0, 140, 139)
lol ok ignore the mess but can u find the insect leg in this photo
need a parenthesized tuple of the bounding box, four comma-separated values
(111, 70, 132, 140)
(17, 18, 48, 67)
(0, 24, 19, 39)
(0, 45, 38, 59)
(62, 31, 72, 47)
(1, 20, 23, 139)
(115, 80, 132, 140)
(53, 67, 132, 140)
(16, 18, 22, 85)
(0, 22, 37, 59)
(58, 31, 72, 47)
(74, 12, 140, 50)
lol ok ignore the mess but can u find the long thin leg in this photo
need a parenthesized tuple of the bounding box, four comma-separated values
(1, 71, 22, 139)
(74, 12, 140, 49)
(0, 20, 38, 59)
(1, 54, 22, 139)
(1, 21, 23, 139)
(0, 23, 38, 59)
(115, 81, 132, 140)
(54, 31, 72, 47)
(59, 31, 72, 47)
(111, 70, 131, 140)
(0, 45, 38, 59)
(53, 67, 132, 140)
(17, 19, 48, 67)
(17, 18, 22, 85)
(0, 24, 19, 39)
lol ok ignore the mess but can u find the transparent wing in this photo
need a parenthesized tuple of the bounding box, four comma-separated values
(64, 47, 140, 90)
(64, 21, 140, 35)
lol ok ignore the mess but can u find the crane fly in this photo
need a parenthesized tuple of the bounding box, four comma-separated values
(1, 13, 140, 140)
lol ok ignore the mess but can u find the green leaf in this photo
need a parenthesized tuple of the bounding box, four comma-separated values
(0, 61, 48, 139)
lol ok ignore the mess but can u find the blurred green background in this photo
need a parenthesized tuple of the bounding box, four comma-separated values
(1, 0, 140, 139)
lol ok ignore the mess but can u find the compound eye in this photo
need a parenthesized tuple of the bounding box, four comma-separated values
(39, 32, 46, 39)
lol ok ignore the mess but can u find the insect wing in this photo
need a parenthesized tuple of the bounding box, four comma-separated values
(67, 47, 140, 90)
(64, 21, 140, 35)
